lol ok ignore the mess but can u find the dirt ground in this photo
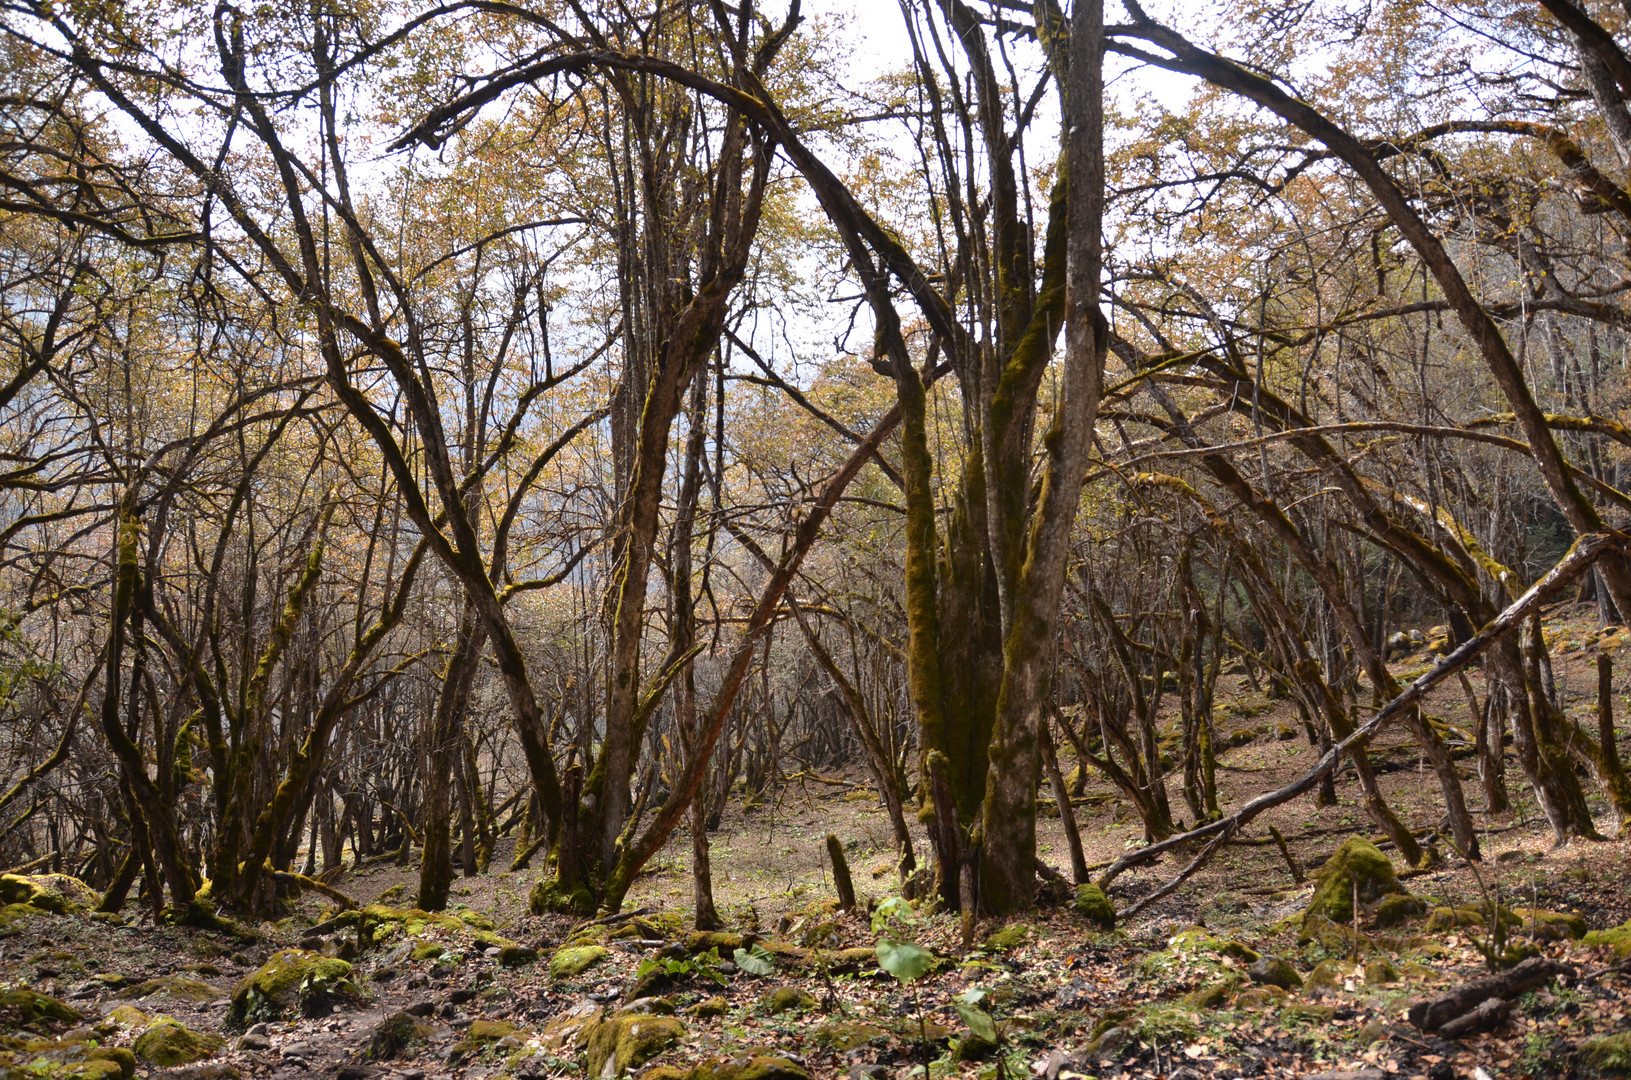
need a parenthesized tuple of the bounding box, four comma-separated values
(0, 602, 1627, 1080)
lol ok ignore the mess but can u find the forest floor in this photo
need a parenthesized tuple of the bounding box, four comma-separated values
(1, 603, 1629, 1080)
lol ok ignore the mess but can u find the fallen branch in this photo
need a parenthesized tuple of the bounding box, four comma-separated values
(1097, 532, 1623, 901)
(271, 870, 359, 911)
(1407, 956, 1575, 1032)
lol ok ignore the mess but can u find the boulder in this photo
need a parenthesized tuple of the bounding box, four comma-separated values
(760, 987, 817, 1014)
(983, 924, 1029, 951)
(0, 989, 81, 1025)
(498, 944, 538, 967)
(583, 1013, 684, 1078)
(228, 949, 356, 1027)
(1582, 918, 1631, 958)
(0, 874, 98, 914)
(1302, 837, 1407, 925)
(550, 944, 610, 979)
(133, 1019, 223, 1067)
(1247, 956, 1303, 990)
(1072, 884, 1115, 931)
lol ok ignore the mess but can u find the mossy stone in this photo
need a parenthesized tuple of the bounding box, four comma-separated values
(1582, 918, 1631, 958)
(1246, 956, 1302, 990)
(1363, 958, 1398, 985)
(0, 874, 96, 914)
(409, 941, 444, 961)
(953, 1033, 998, 1061)
(1182, 980, 1234, 1010)
(583, 1013, 683, 1078)
(760, 986, 816, 1014)
(1303, 837, 1406, 925)
(452, 1018, 518, 1058)
(1580, 1032, 1631, 1076)
(457, 909, 496, 931)
(103, 1006, 148, 1030)
(115, 976, 219, 1004)
(983, 924, 1029, 951)
(1372, 894, 1427, 929)
(497, 944, 538, 967)
(549, 944, 609, 979)
(1234, 986, 1286, 1009)
(1301, 959, 1348, 998)
(1072, 884, 1115, 930)
(687, 996, 728, 1018)
(1511, 907, 1588, 941)
(0, 990, 81, 1024)
(813, 1020, 886, 1051)
(132, 1019, 222, 1066)
(690, 1056, 809, 1080)
(86, 1046, 136, 1080)
(228, 948, 354, 1026)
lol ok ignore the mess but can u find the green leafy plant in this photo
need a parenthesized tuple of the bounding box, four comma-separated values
(732, 944, 776, 977)
(873, 898, 938, 1077)
(635, 946, 728, 987)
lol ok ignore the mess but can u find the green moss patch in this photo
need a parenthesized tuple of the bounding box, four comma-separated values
(228, 948, 356, 1027)
(132, 1019, 222, 1067)
(550, 944, 610, 979)
(1303, 837, 1406, 925)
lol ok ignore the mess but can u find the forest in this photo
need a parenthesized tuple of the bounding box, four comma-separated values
(0, 0, 1629, 1076)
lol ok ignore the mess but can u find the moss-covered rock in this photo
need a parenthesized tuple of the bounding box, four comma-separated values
(583, 1013, 683, 1077)
(1579, 1032, 1631, 1076)
(0, 1039, 134, 1080)
(687, 1056, 809, 1080)
(1234, 986, 1286, 1010)
(1582, 918, 1631, 959)
(1296, 914, 1368, 955)
(356, 905, 514, 952)
(132, 1019, 222, 1066)
(1303, 837, 1406, 925)
(497, 944, 538, 967)
(452, 1019, 518, 1058)
(227, 948, 356, 1027)
(1181, 980, 1235, 1010)
(1363, 958, 1398, 985)
(102, 1005, 148, 1030)
(687, 996, 729, 1018)
(0, 990, 81, 1025)
(114, 976, 220, 1004)
(1511, 907, 1588, 941)
(813, 1020, 886, 1051)
(759, 987, 816, 1014)
(1301, 959, 1349, 998)
(0, 874, 97, 914)
(1072, 884, 1115, 931)
(953, 1033, 998, 1061)
(1168, 927, 1258, 964)
(409, 940, 444, 961)
(1247, 956, 1302, 990)
(1372, 894, 1427, 928)
(983, 924, 1029, 951)
(0, 902, 52, 931)
(85, 1047, 135, 1080)
(550, 944, 610, 979)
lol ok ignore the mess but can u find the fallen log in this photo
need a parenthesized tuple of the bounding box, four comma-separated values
(1407, 956, 1575, 1032)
